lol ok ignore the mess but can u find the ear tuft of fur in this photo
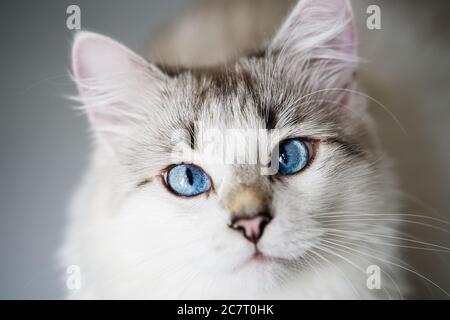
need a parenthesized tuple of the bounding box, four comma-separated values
(71, 32, 167, 154)
(271, 0, 356, 58)
(72, 31, 153, 94)
(269, 0, 358, 105)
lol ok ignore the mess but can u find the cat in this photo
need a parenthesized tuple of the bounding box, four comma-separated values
(63, 0, 408, 299)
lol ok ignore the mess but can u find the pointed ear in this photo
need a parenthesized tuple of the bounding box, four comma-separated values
(72, 32, 166, 153)
(270, 0, 357, 100)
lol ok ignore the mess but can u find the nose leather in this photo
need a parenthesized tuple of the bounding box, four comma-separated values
(230, 215, 271, 243)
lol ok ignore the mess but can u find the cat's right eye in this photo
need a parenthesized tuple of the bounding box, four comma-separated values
(165, 164, 211, 197)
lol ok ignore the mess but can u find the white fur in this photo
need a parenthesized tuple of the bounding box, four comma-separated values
(63, 0, 406, 299)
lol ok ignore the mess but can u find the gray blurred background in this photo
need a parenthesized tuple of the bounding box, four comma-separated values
(0, 0, 449, 299)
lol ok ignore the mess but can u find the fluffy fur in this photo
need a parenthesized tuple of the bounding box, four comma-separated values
(64, 0, 407, 299)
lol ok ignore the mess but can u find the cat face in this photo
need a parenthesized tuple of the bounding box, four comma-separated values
(71, 0, 392, 296)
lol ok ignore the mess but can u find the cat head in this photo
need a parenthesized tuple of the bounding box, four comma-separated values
(71, 0, 390, 296)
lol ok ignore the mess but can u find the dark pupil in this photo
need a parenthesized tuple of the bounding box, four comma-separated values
(186, 167, 194, 185)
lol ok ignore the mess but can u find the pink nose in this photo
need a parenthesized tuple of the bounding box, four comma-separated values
(230, 215, 271, 243)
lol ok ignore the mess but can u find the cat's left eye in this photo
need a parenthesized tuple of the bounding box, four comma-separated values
(277, 139, 311, 176)
(165, 164, 211, 197)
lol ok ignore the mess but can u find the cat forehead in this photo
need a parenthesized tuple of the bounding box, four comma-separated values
(132, 56, 370, 159)
(157, 58, 323, 132)
(159, 59, 264, 107)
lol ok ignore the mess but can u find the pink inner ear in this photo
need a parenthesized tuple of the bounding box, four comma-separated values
(72, 32, 144, 83)
(71, 32, 167, 152)
(73, 37, 115, 80)
(313, 0, 356, 56)
(272, 0, 356, 57)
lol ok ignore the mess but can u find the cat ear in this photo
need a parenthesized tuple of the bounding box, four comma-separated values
(72, 32, 166, 153)
(270, 0, 357, 101)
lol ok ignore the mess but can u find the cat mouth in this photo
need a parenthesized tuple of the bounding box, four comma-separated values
(249, 247, 287, 265)
(238, 247, 272, 267)
(252, 249, 266, 261)
(231, 246, 293, 272)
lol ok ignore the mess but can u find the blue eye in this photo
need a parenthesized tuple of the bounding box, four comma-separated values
(166, 164, 211, 197)
(277, 139, 310, 175)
